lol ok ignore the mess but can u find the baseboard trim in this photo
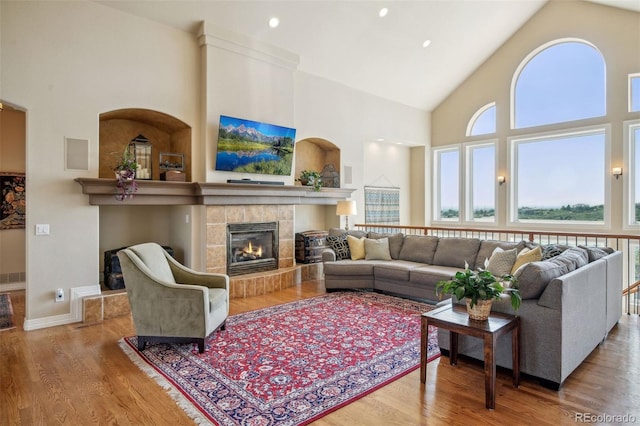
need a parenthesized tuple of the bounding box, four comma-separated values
(23, 285, 101, 331)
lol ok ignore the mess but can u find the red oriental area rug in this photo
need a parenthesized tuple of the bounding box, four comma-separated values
(120, 291, 440, 426)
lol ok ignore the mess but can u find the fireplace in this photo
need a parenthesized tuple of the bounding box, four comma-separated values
(227, 221, 279, 276)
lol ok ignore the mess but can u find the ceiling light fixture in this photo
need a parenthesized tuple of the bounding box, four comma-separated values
(268, 17, 280, 28)
(422, 39, 432, 48)
(379, 8, 388, 17)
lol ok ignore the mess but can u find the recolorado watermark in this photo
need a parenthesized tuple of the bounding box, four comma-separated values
(575, 413, 637, 423)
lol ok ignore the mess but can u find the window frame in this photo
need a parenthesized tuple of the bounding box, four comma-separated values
(623, 119, 640, 229)
(464, 140, 498, 224)
(432, 145, 462, 223)
(629, 73, 640, 113)
(508, 124, 612, 230)
(510, 38, 606, 130)
(466, 102, 496, 137)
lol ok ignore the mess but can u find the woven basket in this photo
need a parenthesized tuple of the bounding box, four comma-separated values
(466, 298, 493, 321)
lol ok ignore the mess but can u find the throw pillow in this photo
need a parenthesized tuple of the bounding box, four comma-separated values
(365, 237, 392, 261)
(326, 234, 351, 260)
(486, 247, 517, 277)
(511, 246, 543, 274)
(368, 232, 404, 259)
(347, 235, 366, 260)
(541, 244, 568, 260)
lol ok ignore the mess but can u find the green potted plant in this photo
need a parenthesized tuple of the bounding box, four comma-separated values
(436, 263, 521, 320)
(112, 149, 139, 201)
(297, 170, 323, 192)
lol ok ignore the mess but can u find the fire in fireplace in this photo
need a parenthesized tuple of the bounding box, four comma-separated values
(227, 222, 278, 276)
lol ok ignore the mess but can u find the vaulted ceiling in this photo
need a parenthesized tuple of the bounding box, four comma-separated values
(97, 0, 640, 111)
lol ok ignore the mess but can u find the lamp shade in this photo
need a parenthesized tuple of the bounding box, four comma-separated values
(336, 200, 357, 216)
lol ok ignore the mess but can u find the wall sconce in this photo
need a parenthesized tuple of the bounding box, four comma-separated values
(336, 200, 357, 230)
(497, 176, 506, 185)
(613, 167, 623, 180)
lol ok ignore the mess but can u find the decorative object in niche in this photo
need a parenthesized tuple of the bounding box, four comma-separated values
(0, 172, 25, 230)
(160, 152, 186, 181)
(321, 164, 340, 188)
(297, 170, 322, 191)
(128, 134, 152, 180)
(112, 148, 138, 201)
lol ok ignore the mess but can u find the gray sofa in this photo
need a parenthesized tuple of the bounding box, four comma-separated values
(321, 229, 623, 389)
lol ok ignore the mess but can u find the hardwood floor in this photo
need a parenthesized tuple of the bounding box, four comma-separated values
(1, 283, 638, 425)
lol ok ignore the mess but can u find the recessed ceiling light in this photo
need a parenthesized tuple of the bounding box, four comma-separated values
(422, 39, 432, 48)
(379, 8, 388, 18)
(376, 138, 385, 142)
(269, 17, 280, 28)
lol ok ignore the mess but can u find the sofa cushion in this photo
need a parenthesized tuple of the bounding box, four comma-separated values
(365, 237, 392, 261)
(433, 237, 481, 268)
(578, 245, 613, 262)
(368, 232, 404, 259)
(398, 235, 439, 264)
(328, 227, 367, 238)
(514, 260, 570, 299)
(410, 265, 461, 287)
(347, 235, 366, 260)
(486, 247, 517, 276)
(554, 246, 589, 270)
(375, 260, 425, 281)
(474, 240, 519, 270)
(323, 260, 376, 276)
(511, 246, 542, 274)
(326, 234, 351, 260)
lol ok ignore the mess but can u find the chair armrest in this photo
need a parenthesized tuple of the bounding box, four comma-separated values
(165, 253, 229, 290)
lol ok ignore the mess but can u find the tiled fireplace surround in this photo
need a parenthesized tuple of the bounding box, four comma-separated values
(205, 204, 320, 299)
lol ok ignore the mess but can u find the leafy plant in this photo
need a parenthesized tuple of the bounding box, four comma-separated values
(297, 170, 323, 192)
(436, 264, 521, 311)
(112, 149, 139, 201)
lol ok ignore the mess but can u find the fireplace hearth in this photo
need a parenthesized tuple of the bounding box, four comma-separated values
(227, 222, 278, 276)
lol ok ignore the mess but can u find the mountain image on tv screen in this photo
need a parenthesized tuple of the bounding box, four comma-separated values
(215, 115, 296, 176)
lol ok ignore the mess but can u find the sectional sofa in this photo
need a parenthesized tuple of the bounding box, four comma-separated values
(321, 228, 623, 389)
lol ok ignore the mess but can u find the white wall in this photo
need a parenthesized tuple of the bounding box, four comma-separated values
(295, 72, 430, 228)
(1, 0, 200, 324)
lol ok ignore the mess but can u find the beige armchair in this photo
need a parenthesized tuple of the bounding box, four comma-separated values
(117, 242, 229, 353)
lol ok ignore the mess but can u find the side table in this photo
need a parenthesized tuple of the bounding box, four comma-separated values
(420, 303, 520, 409)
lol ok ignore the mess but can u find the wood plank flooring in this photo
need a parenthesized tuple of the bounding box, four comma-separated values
(1, 283, 638, 425)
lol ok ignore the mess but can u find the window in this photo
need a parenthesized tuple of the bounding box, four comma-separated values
(511, 126, 608, 224)
(467, 103, 496, 136)
(512, 40, 605, 129)
(466, 142, 496, 222)
(625, 120, 640, 225)
(630, 74, 640, 113)
(433, 147, 460, 221)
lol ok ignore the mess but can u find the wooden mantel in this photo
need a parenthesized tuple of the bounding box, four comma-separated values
(75, 178, 356, 206)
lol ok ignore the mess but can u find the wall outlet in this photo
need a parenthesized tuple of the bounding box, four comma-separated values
(55, 288, 64, 303)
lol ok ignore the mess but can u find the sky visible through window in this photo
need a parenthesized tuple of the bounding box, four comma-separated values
(440, 41, 609, 218)
(515, 42, 605, 128)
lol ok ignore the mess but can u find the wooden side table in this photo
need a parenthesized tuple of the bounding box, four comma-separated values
(420, 303, 520, 410)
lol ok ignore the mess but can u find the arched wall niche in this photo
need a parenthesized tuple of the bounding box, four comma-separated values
(99, 108, 192, 181)
(294, 137, 341, 187)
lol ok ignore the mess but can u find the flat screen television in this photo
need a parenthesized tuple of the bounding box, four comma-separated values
(215, 115, 296, 176)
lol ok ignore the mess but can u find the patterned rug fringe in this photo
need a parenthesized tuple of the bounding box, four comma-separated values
(119, 338, 214, 425)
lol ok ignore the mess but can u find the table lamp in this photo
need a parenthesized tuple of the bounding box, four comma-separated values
(336, 200, 357, 230)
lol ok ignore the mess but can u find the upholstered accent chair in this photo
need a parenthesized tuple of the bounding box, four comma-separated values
(117, 242, 229, 353)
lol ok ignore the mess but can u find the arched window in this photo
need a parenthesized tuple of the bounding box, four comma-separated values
(512, 39, 605, 129)
(467, 102, 496, 136)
